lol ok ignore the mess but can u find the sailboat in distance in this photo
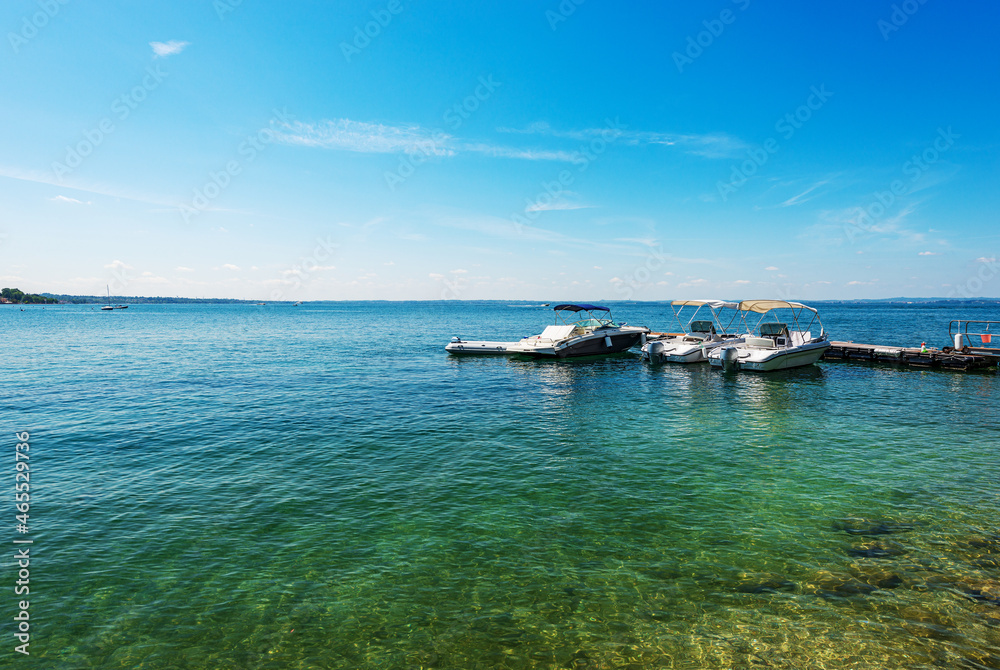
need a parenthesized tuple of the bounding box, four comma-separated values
(101, 285, 128, 310)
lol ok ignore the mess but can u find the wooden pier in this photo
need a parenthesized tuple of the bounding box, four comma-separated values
(823, 341, 1000, 372)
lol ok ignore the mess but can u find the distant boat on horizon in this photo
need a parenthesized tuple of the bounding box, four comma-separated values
(101, 285, 128, 310)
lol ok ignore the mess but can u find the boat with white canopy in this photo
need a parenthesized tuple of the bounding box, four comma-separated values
(642, 299, 743, 364)
(706, 300, 830, 371)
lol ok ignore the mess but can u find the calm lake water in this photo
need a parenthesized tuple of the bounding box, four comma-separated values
(2, 301, 999, 669)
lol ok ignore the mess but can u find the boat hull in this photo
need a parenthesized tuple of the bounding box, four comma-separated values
(519, 330, 644, 359)
(709, 341, 830, 371)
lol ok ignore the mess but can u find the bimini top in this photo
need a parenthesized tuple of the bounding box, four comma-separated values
(553, 303, 609, 312)
(738, 300, 818, 314)
(671, 299, 739, 310)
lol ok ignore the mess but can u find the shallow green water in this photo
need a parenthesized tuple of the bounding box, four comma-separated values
(2, 302, 999, 668)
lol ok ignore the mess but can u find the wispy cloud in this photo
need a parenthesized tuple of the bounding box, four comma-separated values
(526, 200, 592, 213)
(50, 195, 91, 205)
(104, 260, 133, 271)
(175, 266, 195, 273)
(497, 123, 748, 158)
(918, 251, 938, 256)
(222, 264, 240, 271)
(151, 40, 189, 58)
(274, 119, 454, 156)
(779, 179, 831, 207)
(274, 118, 746, 162)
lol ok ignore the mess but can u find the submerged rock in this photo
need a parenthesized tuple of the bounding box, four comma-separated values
(833, 517, 915, 536)
(735, 573, 798, 594)
(847, 540, 908, 559)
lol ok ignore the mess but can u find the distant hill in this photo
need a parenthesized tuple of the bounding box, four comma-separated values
(1, 288, 58, 304)
(39, 293, 274, 305)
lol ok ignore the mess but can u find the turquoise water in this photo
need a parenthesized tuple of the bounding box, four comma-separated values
(2, 301, 999, 669)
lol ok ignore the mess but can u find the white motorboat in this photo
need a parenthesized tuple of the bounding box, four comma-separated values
(445, 303, 649, 358)
(642, 299, 743, 364)
(706, 300, 830, 372)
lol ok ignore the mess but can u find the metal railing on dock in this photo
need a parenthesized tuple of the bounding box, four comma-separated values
(822, 320, 1000, 372)
(948, 320, 1000, 356)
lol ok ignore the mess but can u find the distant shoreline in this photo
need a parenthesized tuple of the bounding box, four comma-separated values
(5, 296, 999, 306)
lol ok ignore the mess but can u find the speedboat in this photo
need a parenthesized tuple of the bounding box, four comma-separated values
(706, 300, 830, 372)
(516, 304, 649, 358)
(642, 299, 743, 364)
(445, 303, 649, 358)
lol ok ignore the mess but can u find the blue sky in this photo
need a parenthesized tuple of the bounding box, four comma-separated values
(2, 0, 998, 300)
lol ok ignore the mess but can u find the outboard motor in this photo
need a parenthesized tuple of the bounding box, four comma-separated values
(647, 340, 665, 364)
(720, 346, 739, 372)
(450, 336, 462, 344)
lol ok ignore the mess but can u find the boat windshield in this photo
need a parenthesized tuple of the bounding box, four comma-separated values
(552, 304, 617, 329)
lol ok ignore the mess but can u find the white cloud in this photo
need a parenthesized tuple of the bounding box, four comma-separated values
(175, 266, 194, 272)
(765, 266, 779, 271)
(778, 179, 830, 208)
(274, 119, 454, 156)
(734, 279, 750, 284)
(918, 251, 938, 256)
(104, 260, 133, 270)
(428, 273, 444, 279)
(150, 40, 189, 58)
(450, 269, 468, 274)
(50, 195, 91, 205)
(497, 124, 748, 159)
(975, 257, 996, 263)
(222, 264, 240, 271)
(525, 200, 592, 213)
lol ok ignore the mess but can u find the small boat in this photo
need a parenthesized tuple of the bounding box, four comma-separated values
(706, 300, 830, 371)
(642, 299, 743, 364)
(293, 301, 303, 306)
(446, 303, 649, 358)
(101, 285, 127, 310)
